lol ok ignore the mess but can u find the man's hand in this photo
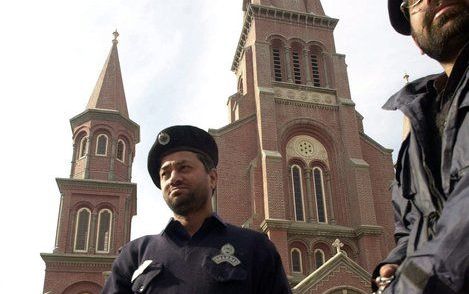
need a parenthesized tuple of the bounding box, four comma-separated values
(380, 264, 398, 278)
(373, 264, 398, 293)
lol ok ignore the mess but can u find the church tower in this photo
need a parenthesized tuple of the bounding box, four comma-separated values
(211, 1, 395, 292)
(41, 32, 140, 294)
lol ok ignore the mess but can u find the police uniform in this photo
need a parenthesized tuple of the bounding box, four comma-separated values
(102, 214, 291, 293)
(102, 126, 291, 293)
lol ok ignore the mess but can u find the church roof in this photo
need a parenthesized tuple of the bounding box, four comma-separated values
(293, 250, 371, 294)
(86, 31, 129, 118)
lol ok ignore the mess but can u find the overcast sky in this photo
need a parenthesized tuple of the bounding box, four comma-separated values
(0, 0, 442, 292)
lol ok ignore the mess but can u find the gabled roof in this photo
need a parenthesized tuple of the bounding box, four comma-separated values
(86, 31, 129, 118)
(293, 251, 371, 294)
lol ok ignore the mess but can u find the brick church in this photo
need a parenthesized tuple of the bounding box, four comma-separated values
(41, 1, 395, 293)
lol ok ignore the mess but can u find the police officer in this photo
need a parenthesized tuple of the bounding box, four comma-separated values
(102, 125, 291, 293)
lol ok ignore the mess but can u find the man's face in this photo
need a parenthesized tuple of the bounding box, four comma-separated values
(159, 151, 217, 216)
(409, 0, 469, 62)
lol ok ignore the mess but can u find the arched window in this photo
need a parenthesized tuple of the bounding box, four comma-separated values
(309, 45, 325, 87)
(95, 134, 108, 156)
(313, 167, 328, 223)
(74, 208, 91, 252)
(291, 248, 303, 273)
(96, 209, 112, 253)
(315, 249, 325, 269)
(271, 39, 285, 82)
(117, 139, 125, 162)
(78, 136, 88, 159)
(291, 165, 305, 221)
(310, 54, 321, 87)
(291, 43, 303, 84)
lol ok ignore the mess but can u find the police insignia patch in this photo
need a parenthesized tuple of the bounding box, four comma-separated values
(212, 243, 241, 266)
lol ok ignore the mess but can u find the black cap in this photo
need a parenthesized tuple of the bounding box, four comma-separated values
(147, 125, 218, 189)
(389, 0, 411, 35)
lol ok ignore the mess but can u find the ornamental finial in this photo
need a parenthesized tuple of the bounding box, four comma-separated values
(112, 30, 119, 44)
(403, 72, 409, 84)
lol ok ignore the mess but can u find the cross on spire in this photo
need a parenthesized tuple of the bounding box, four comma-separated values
(113, 30, 119, 44)
(403, 72, 410, 84)
(332, 239, 344, 254)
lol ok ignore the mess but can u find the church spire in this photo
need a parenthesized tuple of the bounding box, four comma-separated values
(87, 30, 129, 118)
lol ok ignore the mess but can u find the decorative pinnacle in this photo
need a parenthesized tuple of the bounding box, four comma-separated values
(112, 30, 119, 44)
(403, 72, 410, 84)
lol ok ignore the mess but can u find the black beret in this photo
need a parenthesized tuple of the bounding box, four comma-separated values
(389, 0, 411, 35)
(147, 125, 218, 189)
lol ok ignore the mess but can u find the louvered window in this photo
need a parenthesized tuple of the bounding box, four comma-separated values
(310, 54, 321, 87)
(272, 48, 282, 82)
(292, 50, 302, 84)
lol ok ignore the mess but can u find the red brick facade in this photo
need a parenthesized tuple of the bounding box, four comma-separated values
(211, 1, 395, 292)
(41, 34, 140, 294)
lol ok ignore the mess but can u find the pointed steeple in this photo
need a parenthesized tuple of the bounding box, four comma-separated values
(87, 30, 129, 118)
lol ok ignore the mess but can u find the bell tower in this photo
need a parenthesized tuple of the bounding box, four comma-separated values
(41, 32, 140, 294)
(212, 0, 395, 292)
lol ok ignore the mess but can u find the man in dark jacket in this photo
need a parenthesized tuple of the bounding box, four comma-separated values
(102, 125, 291, 293)
(373, 0, 469, 293)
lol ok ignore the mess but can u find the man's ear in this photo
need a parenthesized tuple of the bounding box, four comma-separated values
(208, 168, 218, 190)
(412, 36, 425, 55)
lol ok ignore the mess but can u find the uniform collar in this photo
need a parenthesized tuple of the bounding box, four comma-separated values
(162, 213, 227, 244)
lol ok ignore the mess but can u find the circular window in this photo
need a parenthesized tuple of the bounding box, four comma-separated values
(298, 141, 315, 157)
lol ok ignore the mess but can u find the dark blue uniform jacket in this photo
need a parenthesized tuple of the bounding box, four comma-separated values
(372, 43, 469, 293)
(102, 214, 292, 293)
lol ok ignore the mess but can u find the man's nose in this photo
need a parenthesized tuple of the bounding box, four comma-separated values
(168, 170, 183, 185)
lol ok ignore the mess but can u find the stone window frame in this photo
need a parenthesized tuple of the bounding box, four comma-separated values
(78, 136, 88, 159)
(314, 248, 325, 269)
(116, 139, 126, 163)
(291, 164, 306, 222)
(95, 134, 109, 157)
(291, 248, 303, 273)
(73, 207, 91, 253)
(96, 208, 113, 254)
(312, 166, 328, 223)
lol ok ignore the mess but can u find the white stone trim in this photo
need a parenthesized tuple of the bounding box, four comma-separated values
(95, 134, 109, 156)
(96, 209, 112, 253)
(73, 207, 91, 253)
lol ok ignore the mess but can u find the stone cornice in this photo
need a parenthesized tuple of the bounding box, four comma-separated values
(274, 98, 339, 111)
(41, 253, 116, 270)
(56, 178, 137, 194)
(272, 81, 337, 95)
(261, 219, 383, 238)
(232, 4, 339, 71)
(70, 108, 140, 143)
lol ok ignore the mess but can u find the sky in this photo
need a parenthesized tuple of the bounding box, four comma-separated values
(0, 0, 442, 292)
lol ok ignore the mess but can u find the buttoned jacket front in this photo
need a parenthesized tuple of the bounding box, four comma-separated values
(102, 214, 291, 294)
